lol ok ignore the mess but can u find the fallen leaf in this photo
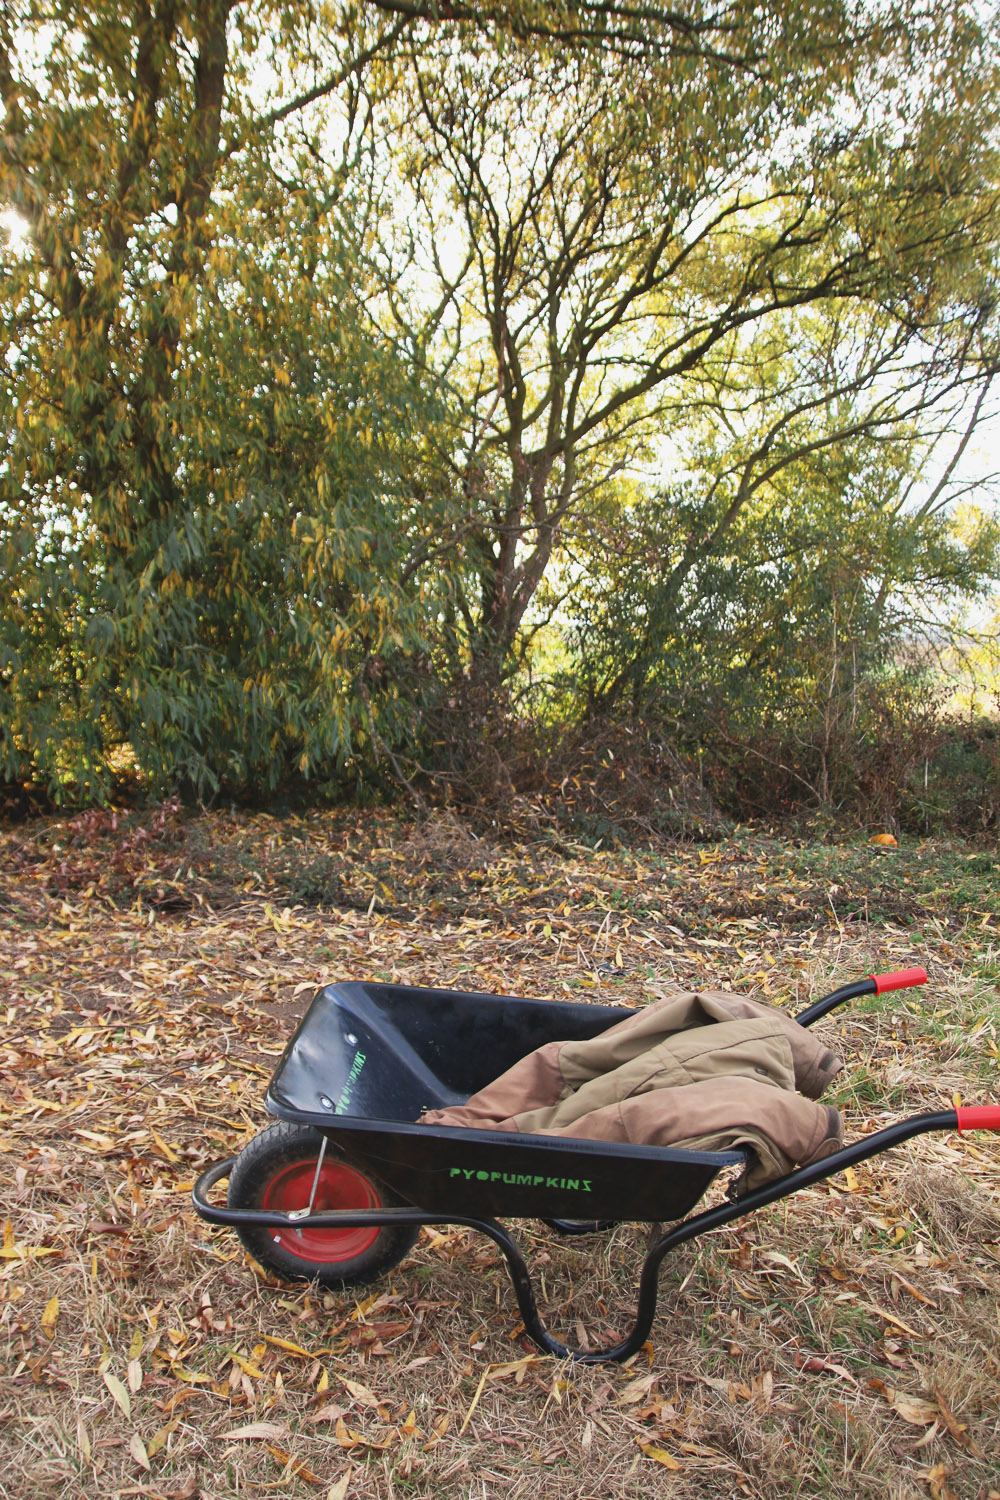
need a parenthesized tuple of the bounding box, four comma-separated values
(263, 1333, 314, 1358)
(759, 1250, 810, 1286)
(102, 1371, 131, 1419)
(129, 1433, 150, 1471)
(334, 1416, 362, 1449)
(147, 1420, 179, 1457)
(459, 1366, 489, 1435)
(617, 1373, 658, 1404)
(884, 1388, 940, 1426)
(307, 1402, 347, 1424)
(918, 1462, 959, 1500)
(932, 1385, 984, 1458)
(339, 1375, 380, 1408)
(220, 1421, 289, 1441)
(150, 1130, 179, 1163)
(858, 1302, 925, 1338)
(638, 1438, 682, 1469)
(266, 1445, 323, 1484)
(40, 1296, 59, 1339)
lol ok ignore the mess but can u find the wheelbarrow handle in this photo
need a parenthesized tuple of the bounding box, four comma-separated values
(956, 1104, 1000, 1131)
(796, 967, 927, 1027)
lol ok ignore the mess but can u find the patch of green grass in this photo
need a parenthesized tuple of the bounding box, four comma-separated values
(827, 1066, 913, 1112)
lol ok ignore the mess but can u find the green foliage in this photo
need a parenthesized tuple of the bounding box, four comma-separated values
(570, 427, 1000, 710)
(379, 0, 1000, 687)
(0, 2, 452, 799)
(2, 1, 999, 813)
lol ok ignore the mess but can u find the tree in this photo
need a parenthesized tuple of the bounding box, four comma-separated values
(4, 1, 1000, 804)
(562, 409, 1000, 808)
(374, 1, 1000, 691)
(0, 2, 451, 797)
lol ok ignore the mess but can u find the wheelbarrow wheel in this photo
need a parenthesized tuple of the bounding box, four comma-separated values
(227, 1121, 418, 1289)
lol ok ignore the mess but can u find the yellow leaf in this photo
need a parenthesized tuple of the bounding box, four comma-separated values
(147, 1420, 178, 1458)
(334, 1416, 362, 1449)
(399, 1409, 418, 1437)
(266, 1445, 322, 1484)
(41, 1296, 59, 1339)
(843, 1166, 860, 1191)
(638, 1439, 683, 1469)
(263, 1334, 313, 1358)
(150, 1131, 179, 1164)
(339, 1375, 379, 1407)
(102, 1370, 131, 1418)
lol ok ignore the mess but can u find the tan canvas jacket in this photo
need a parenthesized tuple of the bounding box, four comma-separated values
(419, 987, 844, 1192)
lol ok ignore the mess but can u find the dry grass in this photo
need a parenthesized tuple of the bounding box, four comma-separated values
(2, 810, 999, 1500)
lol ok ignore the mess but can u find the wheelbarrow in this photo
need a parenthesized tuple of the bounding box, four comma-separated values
(193, 968, 1000, 1363)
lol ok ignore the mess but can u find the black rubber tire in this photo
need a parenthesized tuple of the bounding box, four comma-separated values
(227, 1121, 419, 1289)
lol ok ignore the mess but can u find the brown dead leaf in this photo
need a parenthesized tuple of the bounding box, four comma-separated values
(263, 1333, 314, 1358)
(338, 1375, 380, 1408)
(147, 1420, 179, 1458)
(220, 1421, 289, 1441)
(307, 1402, 347, 1424)
(857, 1301, 925, 1338)
(918, 1463, 959, 1500)
(129, 1433, 150, 1471)
(932, 1385, 985, 1458)
(881, 1386, 940, 1426)
(617, 1373, 658, 1405)
(266, 1445, 323, 1484)
(334, 1416, 363, 1449)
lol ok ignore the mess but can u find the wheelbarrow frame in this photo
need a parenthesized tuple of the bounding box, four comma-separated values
(193, 968, 1000, 1363)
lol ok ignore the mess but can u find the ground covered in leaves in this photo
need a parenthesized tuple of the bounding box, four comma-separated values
(2, 804, 999, 1500)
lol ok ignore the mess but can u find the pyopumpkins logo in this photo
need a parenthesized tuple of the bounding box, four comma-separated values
(449, 1167, 593, 1191)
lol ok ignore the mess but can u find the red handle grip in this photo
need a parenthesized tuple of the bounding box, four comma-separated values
(870, 968, 928, 994)
(956, 1106, 1000, 1133)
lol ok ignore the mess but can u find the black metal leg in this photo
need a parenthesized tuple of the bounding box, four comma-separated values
(191, 1158, 650, 1361)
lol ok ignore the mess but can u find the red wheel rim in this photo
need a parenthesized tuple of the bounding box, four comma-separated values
(261, 1157, 381, 1263)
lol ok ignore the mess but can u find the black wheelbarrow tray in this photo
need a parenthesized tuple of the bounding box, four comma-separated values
(193, 967, 1000, 1363)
